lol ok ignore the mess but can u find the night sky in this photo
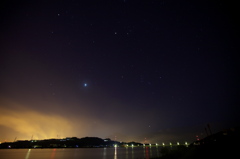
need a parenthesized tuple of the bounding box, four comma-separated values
(1, 0, 239, 143)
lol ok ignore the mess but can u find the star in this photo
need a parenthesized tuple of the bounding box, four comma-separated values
(84, 83, 88, 87)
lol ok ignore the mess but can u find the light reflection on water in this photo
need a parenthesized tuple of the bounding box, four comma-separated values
(50, 149, 56, 159)
(25, 149, 31, 159)
(114, 147, 117, 159)
(126, 147, 128, 159)
(103, 147, 107, 159)
(131, 147, 134, 159)
(145, 147, 149, 159)
(0, 146, 161, 159)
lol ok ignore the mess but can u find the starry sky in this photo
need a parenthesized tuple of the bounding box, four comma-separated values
(0, 0, 239, 143)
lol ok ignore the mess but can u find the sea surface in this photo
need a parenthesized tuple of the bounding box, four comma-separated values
(0, 147, 162, 159)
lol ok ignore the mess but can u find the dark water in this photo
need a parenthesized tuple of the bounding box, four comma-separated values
(0, 147, 161, 159)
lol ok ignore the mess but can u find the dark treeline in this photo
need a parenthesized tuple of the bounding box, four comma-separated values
(0, 137, 142, 149)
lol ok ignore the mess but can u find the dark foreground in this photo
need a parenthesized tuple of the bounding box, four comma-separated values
(156, 127, 240, 159)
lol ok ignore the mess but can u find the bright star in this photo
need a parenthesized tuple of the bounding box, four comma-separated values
(84, 83, 88, 87)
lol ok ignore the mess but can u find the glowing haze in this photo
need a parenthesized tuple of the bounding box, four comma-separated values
(0, 99, 124, 141)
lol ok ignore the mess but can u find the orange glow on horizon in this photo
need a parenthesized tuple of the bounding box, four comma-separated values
(0, 108, 73, 140)
(0, 99, 122, 141)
